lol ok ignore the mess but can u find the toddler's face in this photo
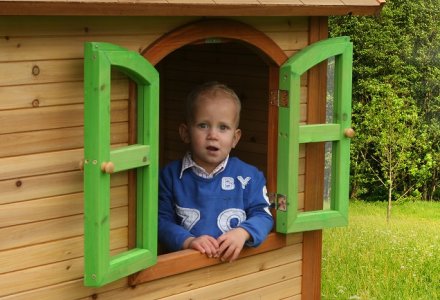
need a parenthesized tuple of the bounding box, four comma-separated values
(180, 95, 241, 173)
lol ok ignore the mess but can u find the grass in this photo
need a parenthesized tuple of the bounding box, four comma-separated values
(322, 200, 440, 299)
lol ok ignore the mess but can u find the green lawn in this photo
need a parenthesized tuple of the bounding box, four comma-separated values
(322, 200, 440, 299)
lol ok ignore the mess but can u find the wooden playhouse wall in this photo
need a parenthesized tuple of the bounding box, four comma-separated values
(0, 16, 315, 299)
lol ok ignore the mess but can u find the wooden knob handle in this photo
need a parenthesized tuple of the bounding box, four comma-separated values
(344, 128, 355, 138)
(101, 162, 115, 174)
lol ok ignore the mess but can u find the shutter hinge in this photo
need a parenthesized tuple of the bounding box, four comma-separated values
(269, 90, 289, 107)
(268, 192, 288, 211)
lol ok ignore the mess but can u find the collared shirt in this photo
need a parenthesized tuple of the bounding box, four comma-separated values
(179, 152, 229, 179)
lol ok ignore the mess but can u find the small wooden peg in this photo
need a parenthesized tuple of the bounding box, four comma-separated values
(101, 162, 115, 174)
(344, 128, 355, 138)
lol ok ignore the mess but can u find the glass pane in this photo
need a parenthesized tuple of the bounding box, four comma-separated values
(323, 141, 333, 210)
(326, 56, 335, 124)
(324, 57, 335, 210)
(110, 68, 130, 256)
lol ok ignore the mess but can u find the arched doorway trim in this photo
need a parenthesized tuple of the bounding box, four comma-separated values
(130, 18, 288, 286)
(141, 19, 288, 66)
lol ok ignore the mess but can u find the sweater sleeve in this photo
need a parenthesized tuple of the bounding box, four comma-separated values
(158, 165, 194, 252)
(238, 170, 274, 247)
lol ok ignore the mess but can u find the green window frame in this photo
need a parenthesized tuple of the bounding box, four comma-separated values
(276, 37, 353, 234)
(82, 36, 352, 286)
(83, 42, 159, 287)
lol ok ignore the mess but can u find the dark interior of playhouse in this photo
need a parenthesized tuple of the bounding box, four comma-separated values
(156, 42, 269, 174)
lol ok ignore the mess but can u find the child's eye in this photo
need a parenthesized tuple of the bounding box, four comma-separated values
(219, 125, 229, 131)
(197, 123, 208, 129)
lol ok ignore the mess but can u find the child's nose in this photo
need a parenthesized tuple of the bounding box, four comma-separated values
(207, 128, 218, 139)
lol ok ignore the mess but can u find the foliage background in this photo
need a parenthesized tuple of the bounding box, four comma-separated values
(329, 0, 440, 202)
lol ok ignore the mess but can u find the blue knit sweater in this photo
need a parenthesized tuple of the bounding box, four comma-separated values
(158, 157, 274, 252)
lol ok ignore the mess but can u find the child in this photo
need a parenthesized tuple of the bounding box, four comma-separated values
(158, 82, 273, 262)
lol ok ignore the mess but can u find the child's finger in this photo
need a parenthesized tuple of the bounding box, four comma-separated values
(217, 238, 230, 256)
(202, 243, 216, 258)
(222, 245, 241, 262)
(222, 248, 240, 262)
(218, 240, 235, 261)
(206, 235, 220, 248)
(199, 236, 219, 258)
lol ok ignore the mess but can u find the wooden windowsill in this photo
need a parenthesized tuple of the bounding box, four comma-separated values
(129, 232, 286, 286)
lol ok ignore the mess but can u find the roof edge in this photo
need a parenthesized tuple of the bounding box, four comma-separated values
(0, 2, 385, 17)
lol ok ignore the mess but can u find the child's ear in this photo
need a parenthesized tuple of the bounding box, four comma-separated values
(179, 123, 191, 144)
(232, 128, 242, 148)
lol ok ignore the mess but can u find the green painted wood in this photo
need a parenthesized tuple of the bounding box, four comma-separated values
(110, 145, 150, 173)
(298, 124, 340, 143)
(83, 42, 159, 287)
(276, 37, 352, 234)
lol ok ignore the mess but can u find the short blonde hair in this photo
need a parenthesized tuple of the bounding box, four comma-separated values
(185, 81, 241, 126)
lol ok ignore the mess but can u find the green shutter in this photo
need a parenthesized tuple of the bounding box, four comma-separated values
(276, 37, 353, 234)
(83, 42, 159, 286)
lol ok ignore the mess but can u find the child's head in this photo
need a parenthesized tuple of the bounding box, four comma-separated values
(179, 82, 242, 173)
(184, 82, 241, 126)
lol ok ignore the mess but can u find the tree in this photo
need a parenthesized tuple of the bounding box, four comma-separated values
(329, 0, 440, 205)
(354, 81, 431, 221)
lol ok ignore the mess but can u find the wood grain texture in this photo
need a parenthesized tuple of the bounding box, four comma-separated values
(0, 1, 386, 17)
(0, 186, 127, 228)
(0, 206, 127, 251)
(0, 228, 127, 275)
(131, 232, 287, 285)
(142, 19, 288, 66)
(0, 79, 128, 110)
(0, 171, 127, 205)
(0, 14, 364, 299)
(0, 123, 128, 158)
(301, 16, 328, 300)
(112, 243, 301, 300)
(0, 101, 128, 135)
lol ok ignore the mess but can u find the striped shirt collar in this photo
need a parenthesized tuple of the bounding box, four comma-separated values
(179, 152, 229, 179)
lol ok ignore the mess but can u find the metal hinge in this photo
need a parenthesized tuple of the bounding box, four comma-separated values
(268, 192, 288, 211)
(269, 90, 289, 107)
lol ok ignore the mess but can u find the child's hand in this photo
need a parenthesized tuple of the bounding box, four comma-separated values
(217, 228, 250, 262)
(184, 235, 219, 258)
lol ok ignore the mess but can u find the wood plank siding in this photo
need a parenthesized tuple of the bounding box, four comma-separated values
(0, 16, 310, 299)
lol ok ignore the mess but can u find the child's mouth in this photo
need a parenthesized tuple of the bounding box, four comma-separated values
(206, 146, 219, 152)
